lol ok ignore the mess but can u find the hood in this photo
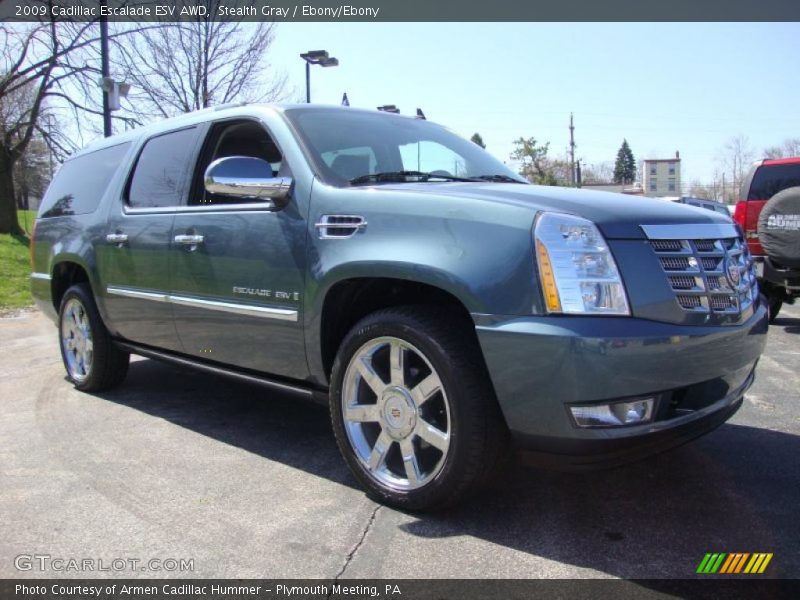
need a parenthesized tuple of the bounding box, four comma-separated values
(371, 182, 731, 239)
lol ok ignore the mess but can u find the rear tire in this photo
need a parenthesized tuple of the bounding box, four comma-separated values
(58, 283, 129, 392)
(329, 306, 509, 511)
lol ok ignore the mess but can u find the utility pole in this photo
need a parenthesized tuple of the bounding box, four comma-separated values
(100, 0, 111, 137)
(721, 172, 726, 203)
(569, 113, 576, 186)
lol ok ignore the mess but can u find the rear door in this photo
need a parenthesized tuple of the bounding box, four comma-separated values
(97, 126, 204, 350)
(168, 118, 308, 379)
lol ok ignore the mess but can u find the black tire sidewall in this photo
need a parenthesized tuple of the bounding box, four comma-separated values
(58, 283, 117, 391)
(330, 308, 493, 511)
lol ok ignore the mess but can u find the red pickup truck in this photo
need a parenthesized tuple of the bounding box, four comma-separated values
(734, 157, 800, 321)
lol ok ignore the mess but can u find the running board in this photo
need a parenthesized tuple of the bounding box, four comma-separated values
(114, 340, 327, 404)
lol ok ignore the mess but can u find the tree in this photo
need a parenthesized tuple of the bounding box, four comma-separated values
(717, 135, 754, 202)
(581, 160, 614, 184)
(470, 133, 485, 149)
(511, 137, 556, 185)
(613, 139, 636, 185)
(510, 137, 571, 186)
(14, 136, 49, 210)
(763, 137, 800, 159)
(687, 180, 714, 200)
(112, 10, 287, 119)
(0, 16, 141, 234)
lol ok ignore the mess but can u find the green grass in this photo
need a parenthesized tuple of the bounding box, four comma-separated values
(0, 232, 33, 309)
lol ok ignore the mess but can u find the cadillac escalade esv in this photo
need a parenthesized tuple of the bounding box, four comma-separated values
(31, 104, 768, 510)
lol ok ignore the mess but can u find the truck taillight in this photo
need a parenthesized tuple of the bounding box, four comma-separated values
(733, 200, 767, 256)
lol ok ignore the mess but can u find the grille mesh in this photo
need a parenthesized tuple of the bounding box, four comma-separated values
(659, 256, 693, 271)
(652, 240, 683, 252)
(651, 237, 757, 314)
(677, 295, 702, 309)
(669, 275, 697, 290)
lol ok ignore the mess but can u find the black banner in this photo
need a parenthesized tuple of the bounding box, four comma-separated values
(2, 0, 800, 22)
(2, 579, 800, 600)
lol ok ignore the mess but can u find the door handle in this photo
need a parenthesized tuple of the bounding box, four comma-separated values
(173, 234, 205, 245)
(105, 233, 128, 245)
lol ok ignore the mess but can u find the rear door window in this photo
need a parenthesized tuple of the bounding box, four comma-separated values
(748, 164, 800, 200)
(127, 127, 200, 209)
(39, 142, 130, 218)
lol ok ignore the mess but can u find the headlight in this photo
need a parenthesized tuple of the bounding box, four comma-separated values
(534, 212, 630, 315)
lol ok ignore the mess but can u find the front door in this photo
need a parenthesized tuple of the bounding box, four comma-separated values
(168, 119, 308, 380)
(98, 125, 204, 351)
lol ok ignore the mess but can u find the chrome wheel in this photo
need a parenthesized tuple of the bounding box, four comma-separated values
(342, 336, 450, 491)
(61, 298, 93, 382)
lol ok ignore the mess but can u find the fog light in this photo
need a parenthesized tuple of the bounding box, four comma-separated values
(570, 398, 655, 428)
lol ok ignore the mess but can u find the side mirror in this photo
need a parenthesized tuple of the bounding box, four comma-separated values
(204, 156, 291, 208)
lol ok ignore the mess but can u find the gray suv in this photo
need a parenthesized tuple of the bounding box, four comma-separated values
(31, 105, 768, 510)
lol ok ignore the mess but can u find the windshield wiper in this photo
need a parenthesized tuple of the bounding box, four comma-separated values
(349, 171, 479, 185)
(474, 174, 526, 183)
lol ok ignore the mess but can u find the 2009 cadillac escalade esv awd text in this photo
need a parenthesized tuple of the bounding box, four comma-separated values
(30, 104, 768, 510)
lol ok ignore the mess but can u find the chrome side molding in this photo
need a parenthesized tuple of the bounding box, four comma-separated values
(106, 287, 298, 321)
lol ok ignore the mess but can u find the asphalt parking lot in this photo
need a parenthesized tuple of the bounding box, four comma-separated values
(1, 306, 798, 580)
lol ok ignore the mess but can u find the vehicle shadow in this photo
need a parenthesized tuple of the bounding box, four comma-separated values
(100, 358, 799, 580)
(402, 423, 800, 579)
(771, 314, 799, 334)
(97, 357, 357, 489)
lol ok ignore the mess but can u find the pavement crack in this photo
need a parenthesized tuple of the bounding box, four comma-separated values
(332, 504, 381, 582)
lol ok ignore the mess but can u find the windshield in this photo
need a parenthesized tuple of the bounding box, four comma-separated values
(284, 107, 526, 187)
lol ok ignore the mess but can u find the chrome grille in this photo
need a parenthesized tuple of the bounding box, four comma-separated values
(651, 236, 758, 314)
(659, 256, 694, 271)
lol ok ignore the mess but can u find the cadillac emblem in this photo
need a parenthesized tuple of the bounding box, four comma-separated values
(726, 256, 741, 287)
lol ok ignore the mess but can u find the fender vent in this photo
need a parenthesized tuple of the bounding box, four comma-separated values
(315, 215, 367, 239)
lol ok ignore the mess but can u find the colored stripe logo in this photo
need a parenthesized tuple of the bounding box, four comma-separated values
(697, 553, 773, 574)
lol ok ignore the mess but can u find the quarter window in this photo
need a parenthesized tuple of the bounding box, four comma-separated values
(128, 127, 199, 208)
(39, 142, 130, 218)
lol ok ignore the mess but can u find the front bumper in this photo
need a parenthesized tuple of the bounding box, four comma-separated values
(474, 300, 768, 467)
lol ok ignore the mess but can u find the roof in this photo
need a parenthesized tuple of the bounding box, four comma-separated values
(643, 158, 681, 163)
(762, 157, 800, 165)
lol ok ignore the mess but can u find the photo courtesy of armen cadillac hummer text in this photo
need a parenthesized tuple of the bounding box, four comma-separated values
(30, 104, 768, 510)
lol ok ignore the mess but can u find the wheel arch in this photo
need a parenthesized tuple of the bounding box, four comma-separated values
(50, 258, 95, 314)
(311, 271, 481, 384)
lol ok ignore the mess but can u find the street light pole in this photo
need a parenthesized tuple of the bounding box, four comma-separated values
(300, 50, 339, 104)
(100, 0, 111, 137)
(305, 61, 311, 103)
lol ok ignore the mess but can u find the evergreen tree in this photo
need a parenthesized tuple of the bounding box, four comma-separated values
(613, 139, 636, 184)
(470, 133, 486, 149)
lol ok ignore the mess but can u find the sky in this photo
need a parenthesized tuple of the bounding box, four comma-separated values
(267, 22, 800, 189)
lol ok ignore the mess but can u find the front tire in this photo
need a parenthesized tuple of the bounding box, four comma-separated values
(329, 306, 508, 511)
(58, 283, 129, 392)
